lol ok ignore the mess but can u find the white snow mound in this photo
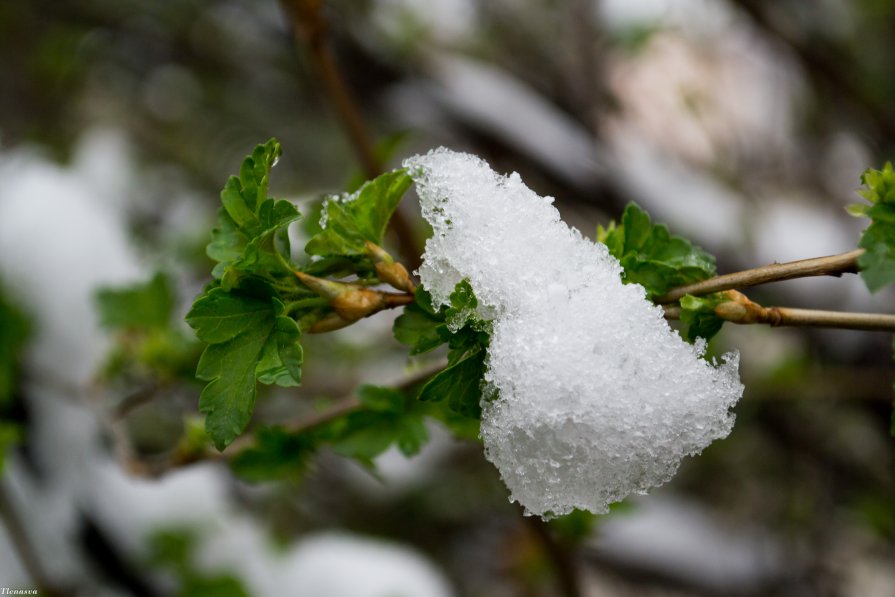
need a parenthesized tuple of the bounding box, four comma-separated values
(404, 148, 743, 518)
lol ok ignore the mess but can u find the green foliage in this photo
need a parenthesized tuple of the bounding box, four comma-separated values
(0, 283, 30, 473)
(598, 202, 716, 299)
(394, 281, 492, 419)
(0, 283, 30, 408)
(679, 293, 727, 343)
(848, 162, 895, 292)
(188, 289, 302, 450)
(96, 272, 201, 382)
(147, 529, 249, 597)
(0, 422, 22, 475)
(188, 141, 419, 451)
(96, 272, 174, 330)
(305, 169, 412, 258)
(230, 426, 315, 482)
(231, 385, 430, 481)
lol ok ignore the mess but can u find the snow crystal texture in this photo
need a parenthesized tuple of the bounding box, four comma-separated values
(405, 149, 743, 518)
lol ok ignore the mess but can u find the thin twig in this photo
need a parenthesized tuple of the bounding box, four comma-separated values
(129, 359, 448, 477)
(279, 0, 421, 267)
(524, 513, 583, 597)
(0, 479, 66, 595)
(655, 249, 864, 304)
(663, 293, 895, 332)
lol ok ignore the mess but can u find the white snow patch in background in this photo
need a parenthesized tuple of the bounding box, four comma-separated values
(406, 148, 744, 517)
(222, 532, 455, 597)
(592, 496, 786, 592)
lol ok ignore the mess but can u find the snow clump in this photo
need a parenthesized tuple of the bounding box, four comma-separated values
(404, 148, 744, 518)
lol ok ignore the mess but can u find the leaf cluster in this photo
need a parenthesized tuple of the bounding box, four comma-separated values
(95, 272, 201, 381)
(848, 162, 895, 292)
(598, 202, 716, 299)
(230, 385, 428, 481)
(186, 139, 414, 451)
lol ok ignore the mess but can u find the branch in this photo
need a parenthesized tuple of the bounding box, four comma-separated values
(0, 479, 67, 596)
(279, 0, 421, 267)
(663, 290, 895, 332)
(128, 360, 447, 478)
(655, 249, 864, 304)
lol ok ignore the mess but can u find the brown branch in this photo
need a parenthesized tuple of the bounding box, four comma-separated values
(655, 249, 864, 304)
(663, 290, 895, 332)
(279, 0, 421, 268)
(128, 359, 447, 478)
(0, 479, 67, 596)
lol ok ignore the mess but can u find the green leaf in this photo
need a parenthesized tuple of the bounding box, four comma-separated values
(357, 385, 405, 412)
(599, 202, 717, 299)
(393, 287, 447, 355)
(305, 169, 413, 257)
(852, 163, 895, 292)
(186, 288, 273, 344)
(186, 289, 302, 450)
(679, 293, 726, 343)
(0, 283, 30, 408)
(205, 138, 301, 283)
(0, 422, 22, 475)
(230, 426, 315, 482)
(95, 272, 175, 330)
(418, 348, 487, 418)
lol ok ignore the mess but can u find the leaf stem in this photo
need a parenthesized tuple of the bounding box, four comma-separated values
(0, 479, 66, 595)
(284, 297, 329, 314)
(655, 249, 864, 304)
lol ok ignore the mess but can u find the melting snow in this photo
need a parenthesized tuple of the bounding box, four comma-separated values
(405, 148, 743, 518)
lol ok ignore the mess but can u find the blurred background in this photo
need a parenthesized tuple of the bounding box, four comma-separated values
(1, 0, 894, 595)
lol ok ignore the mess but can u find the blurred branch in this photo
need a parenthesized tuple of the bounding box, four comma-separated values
(655, 249, 864, 304)
(524, 514, 583, 597)
(279, 0, 421, 268)
(126, 359, 447, 478)
(0, 479, 67, 596)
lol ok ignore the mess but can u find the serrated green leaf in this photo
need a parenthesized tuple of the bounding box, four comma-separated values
(418, 348, 487, 418)
(206, 139, 300, 284)
(95, 272, 174, 330)
(195, 328, 270, 451)
(853, 165, 895, 293)
(679, 293, 726, 343)
(599, 202, 716, 299)
(187, 289, 302, 450)
(393, 303, 446, 355)
(186, 288, 272, 344)
(229, 426, 315, 482)
(305, 169, 412, 257)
